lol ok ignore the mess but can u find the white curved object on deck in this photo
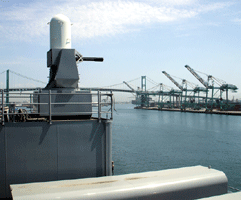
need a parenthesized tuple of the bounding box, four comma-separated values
(10, 166, 228, 200)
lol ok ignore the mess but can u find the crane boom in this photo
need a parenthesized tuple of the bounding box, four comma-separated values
(162, 71, 183, 91)
(123, 81, 135, 92)
(185, 65, 209, 88)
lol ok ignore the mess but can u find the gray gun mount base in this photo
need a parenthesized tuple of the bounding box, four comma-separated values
(33, 89, 92, 119)
(45, 49, 79, 89)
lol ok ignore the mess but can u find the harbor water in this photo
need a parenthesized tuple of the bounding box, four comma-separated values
(112, 104, 241, 191)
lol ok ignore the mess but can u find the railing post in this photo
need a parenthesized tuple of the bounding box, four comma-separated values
(1, 90, 4, 126)
(30, 93, 32, 113)
(110, 91, 113, 120)
(49, 90, 52, 124)
(98, 91, 101, 123)
(105, 120, 112, 176)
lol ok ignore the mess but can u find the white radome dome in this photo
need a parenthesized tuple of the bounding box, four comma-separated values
(50, 14, 71, 49)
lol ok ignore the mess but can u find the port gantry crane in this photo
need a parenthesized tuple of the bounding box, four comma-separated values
(123, 81, 135, 92)
(162, 71, 205, 110)
(207, 75, 238, 110)
(162, 71, 184, 91)
(123, 80, 146, 106)
(123, 77, 155, 107)
(162, 71, 186, 110)
(158, 83, 180, 109)
(185, 80, 207, 110)
(185, 65, 213, 110)
(185, 65, 238, 110)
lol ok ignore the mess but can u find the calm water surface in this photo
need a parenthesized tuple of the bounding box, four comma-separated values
(112, 104, 241, 190)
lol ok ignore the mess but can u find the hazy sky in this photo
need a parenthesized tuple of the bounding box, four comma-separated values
(1, 0, 241, 99)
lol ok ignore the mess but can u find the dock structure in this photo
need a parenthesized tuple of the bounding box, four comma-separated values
(136, 106, 241, 116)
(132, 66, 239, 113)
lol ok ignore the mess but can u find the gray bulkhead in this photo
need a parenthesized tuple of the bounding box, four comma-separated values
(0, 119, 112, 198)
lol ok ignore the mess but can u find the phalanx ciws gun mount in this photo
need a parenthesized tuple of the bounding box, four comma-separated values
(45, 14, 103, 89)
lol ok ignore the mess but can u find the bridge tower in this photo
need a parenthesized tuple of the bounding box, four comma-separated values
(141, 76, 146, 92)
(140, 76, 149, 107)
(6, 69, 9, 105)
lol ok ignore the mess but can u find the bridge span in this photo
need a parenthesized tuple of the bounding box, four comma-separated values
(2, 87, 134, 93)
(3, 87, 180, 97)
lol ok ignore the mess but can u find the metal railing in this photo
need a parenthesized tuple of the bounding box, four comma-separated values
(0, 90, 114, 125)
